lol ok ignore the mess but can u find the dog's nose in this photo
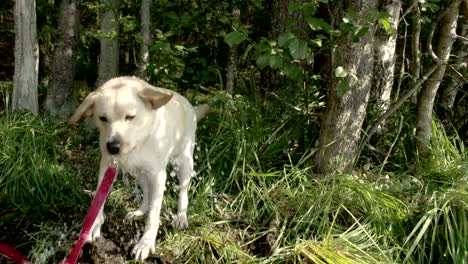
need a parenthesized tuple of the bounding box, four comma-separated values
(106, 140, 121, 155)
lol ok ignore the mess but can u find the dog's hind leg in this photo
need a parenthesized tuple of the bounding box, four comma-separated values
(172, 140, 195, 229)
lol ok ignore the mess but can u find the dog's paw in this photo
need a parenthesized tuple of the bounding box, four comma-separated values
(85, 212, 104, 242)
(132, 238, 155, 261)
(85, 222, 103, 242)
(125, 209, 146, 222)
(172, 213, 189, 229)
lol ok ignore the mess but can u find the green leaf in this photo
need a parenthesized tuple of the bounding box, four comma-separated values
(306, 50, 314, 65)
(306, 17, 332, 32)
(334, 66, 347, 78)
(219, 15, 230, 25)
(109, 30, 118, 40)
(278, 32, 295, 48)
(224, 31, 247, 48)
(336, 79, 349, 96)
(425, 3, 440, 13)
(379, 18, 393, 35)
(285, 63, 302, 81)
(269, 55, 283, 69)
(311, 38, 322, 47)
(122, 21, 137, 33)
(302, 3, 318, 16)
(352, 26, 369, 42)
(242, 44, 253, 61)
(288, 3, 302, 13)
(288, 38, 308, 60)
(256, 54, 270, 69)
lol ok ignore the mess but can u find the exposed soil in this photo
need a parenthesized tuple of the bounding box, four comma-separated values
(76, 217, 176, 264)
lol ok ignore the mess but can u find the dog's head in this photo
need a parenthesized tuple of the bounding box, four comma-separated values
(69, 77, 173, 156)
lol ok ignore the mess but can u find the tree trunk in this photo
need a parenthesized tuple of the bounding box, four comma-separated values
(265, 0, 289, 91)
(314, 0, 377, 174)
(411, 0, 421, 88)
(138, 0, 151, 79)
(416, 0, 461, 154)
(13, 0, 39, 114)
(266, 0, 307, 91)
(226, 6, 240, 95)
(370, 0, 401, 123)
(45, 0, 80, 117)
(438, 18, 467, 126)
(97, 0, 120, 86)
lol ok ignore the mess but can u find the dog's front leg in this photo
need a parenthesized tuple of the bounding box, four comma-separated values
(132, 169, 167, 260)
(86, 157, 116, 242)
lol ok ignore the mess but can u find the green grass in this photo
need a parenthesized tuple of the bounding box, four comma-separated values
(1, 95, 468, 263)
(0, 112, 85, 215)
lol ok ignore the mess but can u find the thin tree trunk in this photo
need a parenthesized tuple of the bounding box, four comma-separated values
(46, 0, 80, 116)
(266, 0, 307, 91)
(226, 6, 240, 95)
(314, 0, 377, 174)
(416, 0, 461, 154)
(266, 0, 289, 91)
(370, 0, 401, 125)
(411, 0, 421, 88)
(138, 0, 151, 79)
(438, 19, 467, 125)
(13, 0, 39, 114)
(97, 0, 120, 86)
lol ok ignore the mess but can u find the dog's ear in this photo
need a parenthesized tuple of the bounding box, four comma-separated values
(68, 92, 97, 126)
(139, 88, 173, 110)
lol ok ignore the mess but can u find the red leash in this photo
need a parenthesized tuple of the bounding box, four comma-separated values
(63, 166, 117, 264)
(0, 167, 116, 264)
(0, 243, 31, 264)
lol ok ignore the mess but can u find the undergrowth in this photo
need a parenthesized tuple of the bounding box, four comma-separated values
(1, 95, 467, 263)
(0, 112, 85, 214)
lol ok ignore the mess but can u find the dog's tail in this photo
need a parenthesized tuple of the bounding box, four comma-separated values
(195, 104, 213, 121)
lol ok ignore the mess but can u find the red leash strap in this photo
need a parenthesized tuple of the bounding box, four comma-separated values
(63, 166, 117, 264)
(0, 243, 31, 264)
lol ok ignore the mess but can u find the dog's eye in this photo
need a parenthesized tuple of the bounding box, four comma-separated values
(125, 115, 135, 121)
(99, 116, 108, 122)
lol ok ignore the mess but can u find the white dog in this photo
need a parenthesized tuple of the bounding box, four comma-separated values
(69, 76, 209, 260)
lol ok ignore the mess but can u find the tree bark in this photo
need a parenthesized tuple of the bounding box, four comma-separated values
(438, 18, 467, 125)
(416, 0, 461, 154)
(370, 0, 401, 123)
(226, 6, 240, 95)
(314, 0, 377, 174)
(45, 0, 80, 117)
(410, 0, 421, 87)
(138, 0, 151, 79)
(13, 0, 39, 114)
(266, 0, 307, 91)
(97, 0, 120, 86)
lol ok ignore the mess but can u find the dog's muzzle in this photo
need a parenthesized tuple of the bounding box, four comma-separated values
(106, 138, 121, 155)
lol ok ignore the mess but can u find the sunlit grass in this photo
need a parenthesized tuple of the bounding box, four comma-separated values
(0, 112, 85, 214)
